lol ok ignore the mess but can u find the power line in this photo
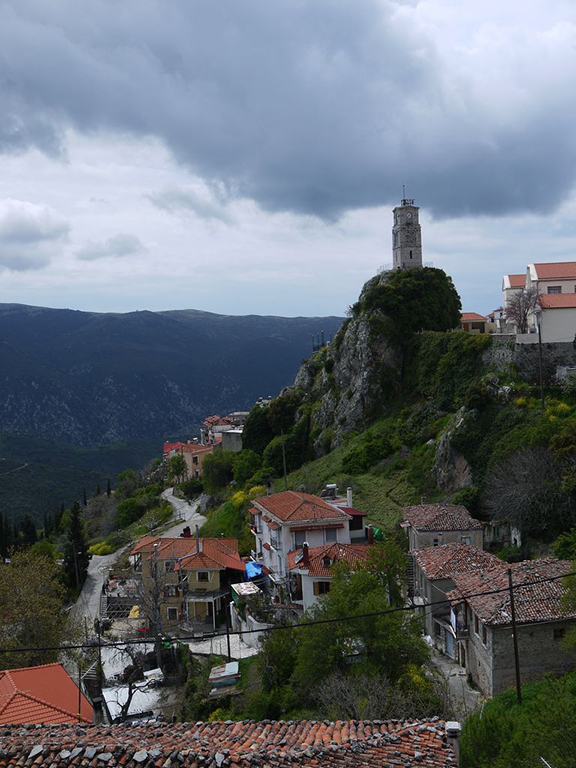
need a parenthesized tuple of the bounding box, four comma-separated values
(1, 567, 576, 655)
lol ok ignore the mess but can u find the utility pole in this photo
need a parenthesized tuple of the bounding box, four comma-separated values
(280, 428, 288, 490)
(508, 568, 522, 705)
(536, 306, 545, 411)
(225, 601, 232, 662)
(152, 543, 163, 670)
(77, 662, 82, 723)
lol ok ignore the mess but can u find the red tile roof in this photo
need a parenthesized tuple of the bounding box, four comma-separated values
(334, 505, 367, 517)
(163, 441, 186, 455)
(533, 262, 576, 280)
(448, 557, 576, 626)
(181, 443, 213, 454)
(403, 504, 483, 532)
(0, 663, 93, 725)
(203, 414, 232, 428)
(288, 543, 372, 577)
(506, 274, 526, 288)
(414, 543, 501, 581)
(461, 312, 486, 322)
(539, 294, 576, 309)
(0, 720, 456, 767)
(130, 537, 244, 571)
(252, 491, 350, 524)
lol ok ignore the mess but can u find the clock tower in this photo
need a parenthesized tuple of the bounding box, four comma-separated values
(392, 197, 422, 270)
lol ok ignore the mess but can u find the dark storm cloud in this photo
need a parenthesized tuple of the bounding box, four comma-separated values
(76, 233, 145, 261)
(1, 1, 575, 219)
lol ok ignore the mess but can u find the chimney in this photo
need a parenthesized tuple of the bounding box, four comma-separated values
(182, 526, 191, 538)
(266, 479, 272, 496)
(367, 524, 374, 545)
(420, 496, 426, 505)
(195, 525, 200, 553)
(347, 487, 353, 507)
(302, 542, 310, 568)
(445, 722, 461, 760)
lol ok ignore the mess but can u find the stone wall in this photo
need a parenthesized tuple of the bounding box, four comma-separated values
(491, 620, 576, 695)
(483, 335, 576, 383)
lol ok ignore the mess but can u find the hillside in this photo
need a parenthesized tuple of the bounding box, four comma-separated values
(204, 266, 576, 558)
(0, 303, 342, 520)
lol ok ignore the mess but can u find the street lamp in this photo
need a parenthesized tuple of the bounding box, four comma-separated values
(535, 306, 545, 411)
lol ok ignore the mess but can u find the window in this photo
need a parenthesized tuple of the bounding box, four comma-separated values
(433, 538, 439, 547)
(165, 585, 178, 597)
(482, 625, 487, 645)
(270, 532, 280, 549)
(167, 607, 178, 621)
(313, 581, 331, 596)
(294, 530, 307, 548)
(548, 286, 562, 294)
(554, 627, 566, 640)
(197, 571, 209, 582)
(322, 556, 332, 568)
(165, 561, 175, 572)
(410, 250, 413, 259)
(461, 536, 471, 545)
(194, 469, 200, 479)
(325, 528, 337, 543)
(193, 456, 199, 465)
(474, 614, 479, 635)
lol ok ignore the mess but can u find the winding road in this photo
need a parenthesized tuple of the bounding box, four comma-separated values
(73, 490, 207, 625)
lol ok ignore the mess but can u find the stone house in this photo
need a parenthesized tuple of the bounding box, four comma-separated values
(460, 312, 491, 334)
(130, 532, 245, 632)
(249, 490, 367, 595)
(287, 541, 372, 611)
(402, 503, 484, 551)
(448, 557, 576, 696)
(412, 543, 501, 658)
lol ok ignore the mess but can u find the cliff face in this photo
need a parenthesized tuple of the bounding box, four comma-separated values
(293, 274, 403, 454)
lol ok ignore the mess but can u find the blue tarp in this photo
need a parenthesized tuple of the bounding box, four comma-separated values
(245, 561, 263, 580)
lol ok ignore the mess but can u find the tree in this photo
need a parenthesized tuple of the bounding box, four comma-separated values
(503, 287, 539, 334)
(168, 453, 187, 485)
(233, 449, 262, 486)
(63, 502, 91, 592)
(242, 405, 275, 455)
(201, 451, 235, 493)
(0, 550, 67, 669)
(483, 446, 574, 538)
(117, 469, 137, 499)
(18, 514, 37, 547)
(107, 478, 112, 497)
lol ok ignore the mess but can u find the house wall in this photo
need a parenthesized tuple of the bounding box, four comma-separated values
(491, 621, 575, 695)
(410, 528, 483, 550)
(186, 569, 221, 590)
(183, 447, 212, 478)
(539, 308, 576, 344)
(221, 430, 243, 452)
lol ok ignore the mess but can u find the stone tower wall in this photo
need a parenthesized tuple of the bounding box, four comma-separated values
(392, 203, 422, 269)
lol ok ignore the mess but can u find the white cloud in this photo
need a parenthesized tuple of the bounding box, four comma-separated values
(148, 186, 233, 225)
(0, 198, 69, 271)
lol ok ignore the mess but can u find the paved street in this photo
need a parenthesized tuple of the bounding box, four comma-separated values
(73, 491, 207, 625)
(428, 647, 485, 721)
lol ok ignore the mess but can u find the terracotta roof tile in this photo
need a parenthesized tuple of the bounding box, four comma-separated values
(253, 491, 350, 524)
(0, 720, 456, 768)
(0, 664, 93, 725)
(131, 537, 244, 571)
(414, 543, 501, 581)
(507, 274, 526, 288)
(447, 557, 576, 626)
(461, 312, 486, 322)
(539, 294, 576, 309)
(533, 261, 576, 280)
(403, 504, 483, 532)
(287, 543, 372, 577)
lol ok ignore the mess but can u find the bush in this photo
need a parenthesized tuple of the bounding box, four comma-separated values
(242, 405, 275, 455)
(178, 477, 204, 497)
(342, 432, 393, 474)
(233, 450, 262, 486)
(202, 451, 235, 493)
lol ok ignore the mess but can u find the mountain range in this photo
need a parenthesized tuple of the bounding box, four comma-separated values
(0, 303, 342, 519)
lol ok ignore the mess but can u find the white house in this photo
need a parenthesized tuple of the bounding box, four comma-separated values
(249, 490, 367, 593)
(287, 541, 372, 610)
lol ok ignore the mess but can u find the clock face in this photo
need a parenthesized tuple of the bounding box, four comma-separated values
(406, 212, 412, 219)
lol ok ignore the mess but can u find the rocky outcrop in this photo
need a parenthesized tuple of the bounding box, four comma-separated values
(292, 274, 402, 453)
(433, 407, 473, 492)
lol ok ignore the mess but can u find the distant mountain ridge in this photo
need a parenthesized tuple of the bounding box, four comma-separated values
(0, 303, 343, 445)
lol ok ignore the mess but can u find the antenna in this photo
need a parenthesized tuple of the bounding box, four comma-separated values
(402, 184, 405, 201)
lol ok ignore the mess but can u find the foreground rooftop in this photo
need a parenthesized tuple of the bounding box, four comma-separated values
(0, 719, 457, 768)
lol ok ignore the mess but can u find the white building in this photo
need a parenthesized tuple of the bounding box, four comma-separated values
(249, 490, 367, 593)
(287, 541, 372, 611)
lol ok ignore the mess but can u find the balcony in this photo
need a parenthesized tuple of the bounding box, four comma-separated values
(455, 623, 469, 640)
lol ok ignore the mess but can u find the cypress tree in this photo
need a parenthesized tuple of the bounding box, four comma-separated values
(106, 478, 111, 497)
(63, 502, 90, 592)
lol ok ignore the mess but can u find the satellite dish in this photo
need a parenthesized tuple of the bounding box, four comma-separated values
(298, 484, 306, 492)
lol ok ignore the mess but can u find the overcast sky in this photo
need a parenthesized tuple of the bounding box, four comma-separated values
(2, 0, 576, 317)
